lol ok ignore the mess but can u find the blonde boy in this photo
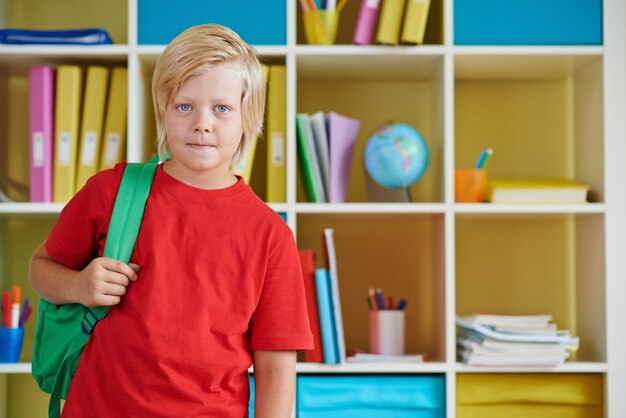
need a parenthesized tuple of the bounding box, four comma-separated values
(30, 24, 313, 417)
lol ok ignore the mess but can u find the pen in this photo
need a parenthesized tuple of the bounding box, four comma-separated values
(475, 148, 493, 169)
(396, 299, 408, 310)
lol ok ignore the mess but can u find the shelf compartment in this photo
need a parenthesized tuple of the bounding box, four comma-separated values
(295, 0, 445, 46)
(297, 213, 446, 362)
(454, 0, 602, 46)
(297, 54, 444, 203)
(0, 0, 128, 44)
(0, 58, 128, 203)
(297, 374, 446, 417)
(455, 213, 606, 362)
(455, 54, 604, 203)
(457, 373, 604, 418)
(137, 0, 286, 46)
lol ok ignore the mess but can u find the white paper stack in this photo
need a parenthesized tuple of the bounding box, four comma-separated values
(456, 314, 579, 367)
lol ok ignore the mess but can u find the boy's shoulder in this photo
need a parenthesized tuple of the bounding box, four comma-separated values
(75, 161, 128, 205)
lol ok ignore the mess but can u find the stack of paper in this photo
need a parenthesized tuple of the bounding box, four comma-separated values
(456, 314, 579, 367)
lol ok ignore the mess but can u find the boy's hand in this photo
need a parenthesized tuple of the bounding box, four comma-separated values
(71, 258, 141, 307)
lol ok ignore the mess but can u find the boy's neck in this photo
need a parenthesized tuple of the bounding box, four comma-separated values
(161, 161, 238, 190)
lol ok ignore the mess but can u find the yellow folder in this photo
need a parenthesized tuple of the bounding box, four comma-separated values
(401, 0, 432, 44)
(99, 67, 128, 171)
(266, 65, 286, 203)
(53, 65, 83, 203)
(376, 0, 406, 45)
(233, 63, 268, 184)
(75, 66, 110, 192)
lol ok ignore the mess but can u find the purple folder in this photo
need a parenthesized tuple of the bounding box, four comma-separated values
(29, 66, 55, 202)
(327, 112, 360, 203)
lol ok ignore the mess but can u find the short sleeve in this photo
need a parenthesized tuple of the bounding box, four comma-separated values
(249, 231, 314, 351)
(45, 163, 126, 270)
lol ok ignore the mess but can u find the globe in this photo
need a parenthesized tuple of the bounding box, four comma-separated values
(364, 122, 430, 190)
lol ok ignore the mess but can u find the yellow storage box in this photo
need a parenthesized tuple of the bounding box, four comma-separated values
(457, 373, 603, 418)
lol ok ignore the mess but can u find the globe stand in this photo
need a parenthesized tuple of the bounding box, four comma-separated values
(402, 186, 412, 203)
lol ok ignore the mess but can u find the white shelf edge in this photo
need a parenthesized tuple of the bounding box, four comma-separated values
(294, 44, 448, 56)
(453, 45, 604, 56)
(0, 203, 65, 214)
(0, 45, 131, 56)
(2, 361, 607, 375)
(0, 362, 31, 374)
(296, 362, 449, 373)
(454, 203, 606, 214)
(455, 362, 608, 373)
(293, 203, 446, 214)
(1, 202, 606, 216)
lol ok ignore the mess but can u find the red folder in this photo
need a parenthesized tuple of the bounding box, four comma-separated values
(299, 250, 324, 362)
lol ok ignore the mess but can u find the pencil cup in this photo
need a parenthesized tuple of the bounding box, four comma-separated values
(303, 10, 340, 45)
(455, 168, 488, 203)
(369, 311, 405, 355)
(0, 327, 24, 363)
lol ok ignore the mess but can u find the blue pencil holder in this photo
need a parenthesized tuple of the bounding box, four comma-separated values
(0, 327, 24, 363)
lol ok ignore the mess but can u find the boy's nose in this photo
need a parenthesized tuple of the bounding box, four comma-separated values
(194, 110, 214, 133)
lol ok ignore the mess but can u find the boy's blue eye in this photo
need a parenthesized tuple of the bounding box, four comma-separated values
(177, 104, 191, 112)
(216, 105, 229, 113)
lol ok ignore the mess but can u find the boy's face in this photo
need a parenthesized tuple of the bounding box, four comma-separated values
(164, 63, 244, 188)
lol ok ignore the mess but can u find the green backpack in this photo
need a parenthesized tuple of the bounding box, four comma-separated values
(32, 161, 158, 418)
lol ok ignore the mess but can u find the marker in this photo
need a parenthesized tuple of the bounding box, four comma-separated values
(396, 299, 408, 310)
(375, 288, 386, 310)
(19, 298, 30, 327)
(368, 286, 378, 311)
(2, 291, 10, 328)
(11, 285, 21, 328)
(475, 148, 493, 169)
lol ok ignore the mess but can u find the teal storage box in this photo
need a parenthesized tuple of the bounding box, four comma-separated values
(249, 375, 255, 417)
(138, 0, 286, 45)
(297, 375, 446, 417)
(454, 0, 602, 45)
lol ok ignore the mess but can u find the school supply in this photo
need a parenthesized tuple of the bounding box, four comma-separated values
(32, 160, 158, 418)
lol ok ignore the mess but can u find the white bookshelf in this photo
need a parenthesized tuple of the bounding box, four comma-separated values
(1, 0, 625, 417)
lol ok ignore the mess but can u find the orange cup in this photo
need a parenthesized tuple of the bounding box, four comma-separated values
(455, 169, 487, 203)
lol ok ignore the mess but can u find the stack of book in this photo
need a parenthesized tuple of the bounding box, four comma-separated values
(353, 0, 432, 45)
(296, 112, 360, 203)
(456, 314, 579, 367)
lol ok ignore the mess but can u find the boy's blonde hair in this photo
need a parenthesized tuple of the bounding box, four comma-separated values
(152, 24, 266, 167)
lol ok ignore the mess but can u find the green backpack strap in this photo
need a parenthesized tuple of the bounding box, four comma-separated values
(47, 162, 158, 418)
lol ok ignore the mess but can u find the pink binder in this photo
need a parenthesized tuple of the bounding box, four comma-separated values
(29, 66, 55, 202)
(353, 0, 381, 45)
(327, 112, 360, 203)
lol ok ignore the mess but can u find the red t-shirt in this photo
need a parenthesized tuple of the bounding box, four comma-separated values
(46, 163, 313, 417)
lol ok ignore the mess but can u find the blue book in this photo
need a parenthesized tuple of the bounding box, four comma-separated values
(314, 268, 339, 364)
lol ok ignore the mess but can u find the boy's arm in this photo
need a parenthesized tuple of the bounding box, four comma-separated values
(29, 243, 140, 307)
(253, 350, 297, 418)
